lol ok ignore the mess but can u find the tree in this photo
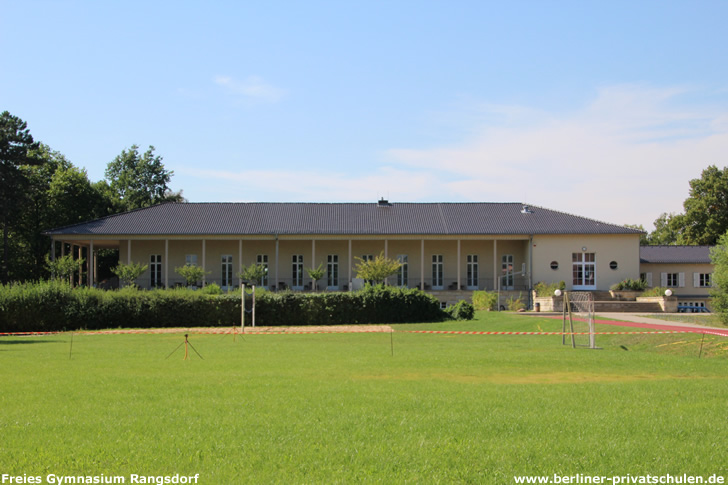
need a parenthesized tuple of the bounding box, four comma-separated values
(710, 232, 728, 324)
(354, 252, 401, 285)
(646, 213, 684, 245)
(624, 224, 648, 245)
(175, 264, 208, 287)
(238, 263, 267, 285)
(104, 145, 179, 212)
(680, 165, 728, 245)
(0, 111, 41, 283)
(112, 261, 148, 288)
(45, 254, 81, 282)
(305, 264, 325, 292)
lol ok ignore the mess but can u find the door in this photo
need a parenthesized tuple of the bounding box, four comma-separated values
(572, 252, 596, 290)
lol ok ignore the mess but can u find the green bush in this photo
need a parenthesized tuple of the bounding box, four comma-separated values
(533, 281, 566, 297)
(0, 282, 456, 332)
(472, 291, 498, 311)
(610, 278, 647, 291)
(506, 293, 526, 312)
(642, 286, 669, 297)
(445, 300, 475, 320)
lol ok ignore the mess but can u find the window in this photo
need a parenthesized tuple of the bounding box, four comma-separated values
(550, 261, 559, 271)
(501, 254, 514, 290)
(466, 254, 478, 289)
(397, 255, 408, 287)
(292, 255, 304, 289)
(221, 255, 233, 288)
(609, 261, 618, 270)
(361, 254, 374, 262)
(327, 254, 339, 288)
(257, 254, 269, 286)
(432, 255, 443, 289)
(666, 273, 679, 287)
(572, 252, 596, 290)
(695, 273, 712, 288)
(150, 254, 162, 287)
(185, 254, 198, 266)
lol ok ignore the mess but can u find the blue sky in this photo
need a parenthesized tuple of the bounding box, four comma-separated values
(2, 1, 727, 230)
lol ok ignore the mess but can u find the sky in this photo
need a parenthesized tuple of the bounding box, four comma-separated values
(2, 0, 727, 231)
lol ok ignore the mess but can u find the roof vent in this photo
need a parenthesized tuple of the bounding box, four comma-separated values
(377, 198, 392, 207)
(521, 204, 534, 214)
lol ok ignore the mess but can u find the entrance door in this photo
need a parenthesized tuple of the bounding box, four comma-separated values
(572, 252, 596, 290)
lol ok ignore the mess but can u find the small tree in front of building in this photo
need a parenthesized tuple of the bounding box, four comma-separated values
(112, 261, 148, 288)
(238, 263, 267, 286)
(305, 263, 325, 292)
(45, 254, 82, 283)
(355, 252, 401, 286)
(175, 264, 207, 287)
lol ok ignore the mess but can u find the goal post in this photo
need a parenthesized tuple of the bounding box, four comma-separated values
(562, 291, 597, 349)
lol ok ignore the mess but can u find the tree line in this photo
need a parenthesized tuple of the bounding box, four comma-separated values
(628, 165, 728, 246)
(0, 110, 183, 283)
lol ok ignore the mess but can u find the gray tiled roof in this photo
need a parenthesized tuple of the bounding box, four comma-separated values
(639, 245, 713, 264)
(44, 202, 644, 237)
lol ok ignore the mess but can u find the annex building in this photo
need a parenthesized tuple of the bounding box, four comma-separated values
(45, 200, 644, 305)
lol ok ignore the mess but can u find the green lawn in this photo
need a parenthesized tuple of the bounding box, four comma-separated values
(1, 312, 727, 483)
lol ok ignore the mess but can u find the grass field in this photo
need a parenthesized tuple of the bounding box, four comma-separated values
(1, 312, 727, 484)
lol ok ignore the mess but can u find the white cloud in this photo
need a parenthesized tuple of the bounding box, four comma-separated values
(385, 84, 728, 230)
(214, 75, 286, 103)
(179, 166, 440, 203)
(179, 84, 728, 232)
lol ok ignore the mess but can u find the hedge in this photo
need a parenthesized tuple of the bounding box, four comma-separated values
(0, 282, 472, 332)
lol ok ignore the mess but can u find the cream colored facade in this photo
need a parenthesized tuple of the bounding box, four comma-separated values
(104, 232, 644, 293)
(640, 262, 714, 307)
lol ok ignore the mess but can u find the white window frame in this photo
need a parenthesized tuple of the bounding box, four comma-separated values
(694, 273, 712, 288)
(327, 254, 339, 289)
(432, 254, 444, 290)
(501, 254, 515, 290)
(150, 254, 162, 288)
(185, 254, 198, 266)
(221, 255, 233, 289)
(292, 254, 304, 290)
(466, 254, 479, 290)
(572, 252, 596, 290)
(397, 255, 408, 287)
(257, 254, 269, 287)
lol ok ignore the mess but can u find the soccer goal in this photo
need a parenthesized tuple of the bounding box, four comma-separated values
(562, 291, 598, 349)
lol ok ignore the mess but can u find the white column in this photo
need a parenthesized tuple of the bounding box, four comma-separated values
(89, 240, 94, 287)
(420, 239, 425, 290)
(127, 240, 131, 264)
(275, 237, 279, 290)
(384, 239, 388, 285)
(202, 239, 206, 286)
(311, 240, 316, 291)
(348, 239, 352, 291)
(238, 240, 243, 287)
(164, 239, 169, 288)
(457, 239, 461, 290)
(493, 240, 498, 291)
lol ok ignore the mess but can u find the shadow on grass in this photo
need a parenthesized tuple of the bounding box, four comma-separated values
(0, 339, 60, 346)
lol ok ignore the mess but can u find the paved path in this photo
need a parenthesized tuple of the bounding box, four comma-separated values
(595, 313, 728, 337)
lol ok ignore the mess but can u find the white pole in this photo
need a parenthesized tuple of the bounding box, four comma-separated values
(252, 285, 256, 327)
(241, 283, 245, 331)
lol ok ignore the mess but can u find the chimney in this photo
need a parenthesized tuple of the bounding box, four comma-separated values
(377, 198, 391, 207)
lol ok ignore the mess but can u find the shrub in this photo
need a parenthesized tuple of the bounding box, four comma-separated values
(445, 300, 475, 320)
(472, 291, 498, 311)
(533, 281, 566, 297)
(0, 282, 455, 332)
(200, 283, 223, 295)
(506, 293, 526, 312)
(610, 278, 647, 291)
(642, 286, 669, 297)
